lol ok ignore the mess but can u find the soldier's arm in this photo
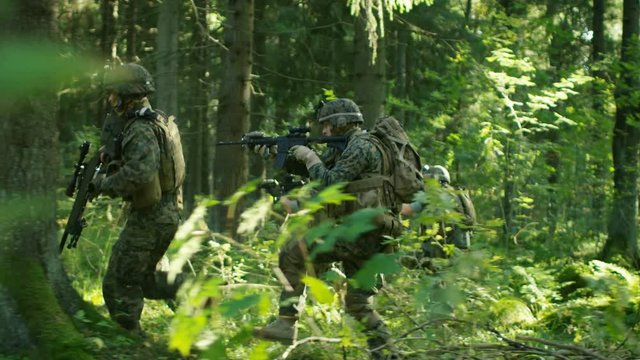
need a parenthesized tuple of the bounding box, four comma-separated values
(308, 137, 380, 186)
(100, 122, 160, 197)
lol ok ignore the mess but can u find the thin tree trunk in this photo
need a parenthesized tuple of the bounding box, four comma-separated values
(156, 0, 179, 116)
(591, 0, 608, 235)
(97, 0, 118, 128)
(394, 26, 408, 123)
(125, 0, 136, 61)
(212, 0, 254, 234)
(250, 0, 267, 180)
(354, 9, 386, 128)
(184, 0, 211, 213)
(603, 0, 640, 266)
(544, 0, 563, 241)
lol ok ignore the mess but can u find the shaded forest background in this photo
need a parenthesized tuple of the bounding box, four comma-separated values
(1, 0, 640, 359)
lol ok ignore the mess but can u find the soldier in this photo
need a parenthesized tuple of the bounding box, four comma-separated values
(90, 63, 186, 334)
(401, 165, 475, 260)
(253, 99, 403, 360)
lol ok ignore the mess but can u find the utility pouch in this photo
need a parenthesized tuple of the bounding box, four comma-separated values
(131, 172, 161, 208)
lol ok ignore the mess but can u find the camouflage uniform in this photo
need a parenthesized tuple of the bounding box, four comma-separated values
(99, 98, 184, 331)
(409, 166, 472, 258)
(279, 126, 400, 358)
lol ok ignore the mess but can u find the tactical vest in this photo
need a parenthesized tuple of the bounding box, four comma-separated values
(125, 110, 185, 209)
(326, 132, 402, 237)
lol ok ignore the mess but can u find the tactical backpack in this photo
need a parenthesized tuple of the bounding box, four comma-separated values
(422, 183, 476, 257)
(369, 116, 423, 204)
(152, 112, 186, 193)
(455, 186, 476, 228)
(342, 115, 423, 215)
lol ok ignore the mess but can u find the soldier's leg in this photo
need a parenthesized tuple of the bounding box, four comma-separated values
(254, 237, 339, 343)
(341, 234, 400, 360)
(276, 237, 315, 316)
(140, 222, 186, 300)
(102, 214, 159, 330)
(103, 217, 157, 331)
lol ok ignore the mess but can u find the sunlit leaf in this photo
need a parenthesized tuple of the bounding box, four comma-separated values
(303, 275, 335, 304)
(237, 197, 272, 235)
(169, 313, 208, 356)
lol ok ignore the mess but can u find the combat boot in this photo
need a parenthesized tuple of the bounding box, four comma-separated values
(253, 316, 297, 344)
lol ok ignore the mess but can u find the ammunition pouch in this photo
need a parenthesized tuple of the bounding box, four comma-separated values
(375, 213, 402, 238)
(131, 172, 162, 209)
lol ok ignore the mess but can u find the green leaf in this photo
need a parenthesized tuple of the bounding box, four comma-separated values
(353, 253, 402, 289)
(237, 197, 272, 235)
(248, 341, 269, 360)
(220, 294, 261, 318)
(169, 313, 208, 356)
(302, 275, 335, 304)
(200, 339, 227, 360)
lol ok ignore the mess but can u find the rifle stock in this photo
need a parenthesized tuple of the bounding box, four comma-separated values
(60, 142, 102, 253)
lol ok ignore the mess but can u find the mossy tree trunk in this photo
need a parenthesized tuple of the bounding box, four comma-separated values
(0, 1, 93, 358)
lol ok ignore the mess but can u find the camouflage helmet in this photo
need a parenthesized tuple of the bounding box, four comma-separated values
(316, 98, 364, 127)
(424, 165, 450, 184)
(103, 63, 155, 96)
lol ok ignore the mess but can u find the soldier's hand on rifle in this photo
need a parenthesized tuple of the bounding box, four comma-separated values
(280, 196, 300, 214)
(88, 173, 106, 199)
(256, 144, 277, 159)
(242, 131, 277, 158)
(291, 145, 321, 169)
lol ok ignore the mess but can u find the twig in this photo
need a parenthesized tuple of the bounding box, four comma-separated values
(516, 335, 608, 360)
(218, 283, 278, 290)
(488, 327, 570, 359)
(279, 336, 342, 359)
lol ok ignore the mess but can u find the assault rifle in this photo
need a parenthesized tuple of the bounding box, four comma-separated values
(59, 141, 102, 253)
(216, 126, 347, 168)
(259, 174, 306, 200)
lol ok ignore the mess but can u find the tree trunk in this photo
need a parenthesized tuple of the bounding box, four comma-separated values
(184, 0, 211, 213)
(602, 0, 640, 266)
(393, 25, 408, 123)
(590, 0, 608, 235)
(125, 0, 136, 61)
(212, 0, 254, 233)
(0, 1, 92, 358)
(156, 0, 179, 116)
(249, 0, 267, 181)
(544, 0, 564, 241)
(97, 0, 118, 129)
(354, 9, 386, 128)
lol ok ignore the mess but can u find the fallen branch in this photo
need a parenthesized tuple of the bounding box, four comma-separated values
(516, 335, 608, 360)
(279, 336, 342, 359)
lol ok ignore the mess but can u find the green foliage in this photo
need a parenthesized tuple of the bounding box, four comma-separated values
(45, 0, 639, 359)
(0, 41, 98, 99)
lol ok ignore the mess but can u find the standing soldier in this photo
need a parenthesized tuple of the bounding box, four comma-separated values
(91, 63, 186, 334)
(253, 99, 403, 360)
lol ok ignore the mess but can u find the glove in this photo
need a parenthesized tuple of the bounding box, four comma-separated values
(291, 145, 321, 169)
(255, 144, 277, 159)
(88, 173, 106, 201)
(243, 131, 277, 158)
